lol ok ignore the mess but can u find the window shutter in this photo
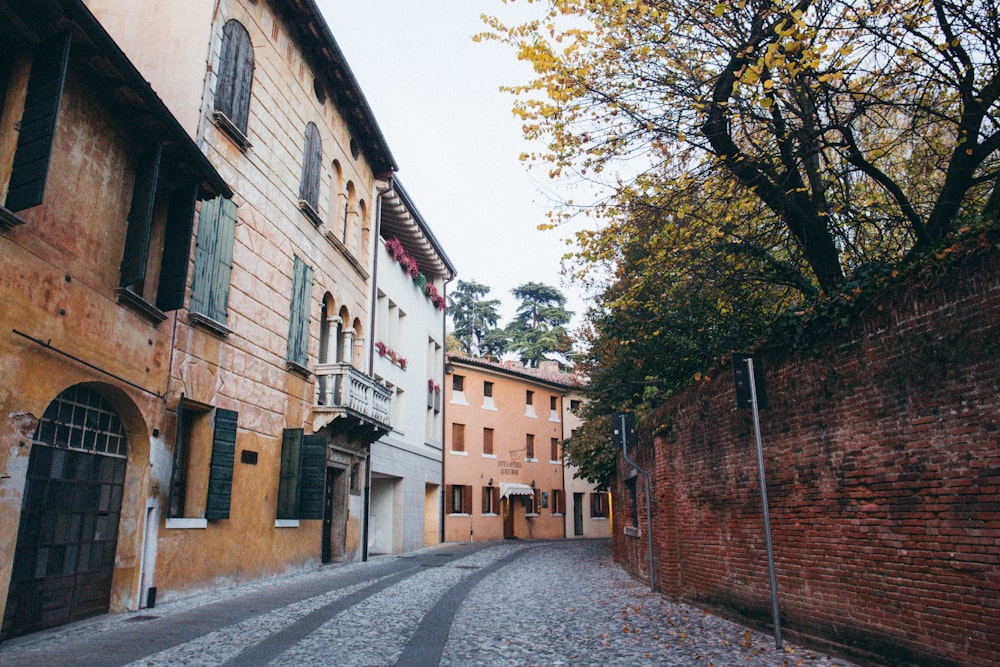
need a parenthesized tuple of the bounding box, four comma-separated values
(533, 489, 541, 514)
(462, 486, 473, 515)
(216, 20, 253, 134)
(205, 408, 238, 520)
(190, 196, 237, 322)
(119, 143, 163, 289)
(299, 123, 322, 209)
(156, 185, 198, 312)
(445, 484, 454, 513)
(298, 434, 326, 520)
(287, 256, 313, 366)
(277, 428, 303, 520)
(5, 32, 71, 212)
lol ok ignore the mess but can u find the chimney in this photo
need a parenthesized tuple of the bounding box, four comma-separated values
(540, 361, 559, 373)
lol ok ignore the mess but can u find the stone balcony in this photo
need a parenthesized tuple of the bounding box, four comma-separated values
(313, 362, 391, 438)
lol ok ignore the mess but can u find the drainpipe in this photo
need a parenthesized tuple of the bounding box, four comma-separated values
(363, 175, 393, 562)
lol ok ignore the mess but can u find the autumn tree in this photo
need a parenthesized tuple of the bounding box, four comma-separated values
(447, 280, 506, 358)
(483, 0, 1000, 294)
(505, 282, 573, 366)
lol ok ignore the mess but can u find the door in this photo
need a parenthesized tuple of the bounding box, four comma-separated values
(502, 497, 515, 539)
(573, 493, 584, 536)
(3, 386, 128, 639)
(322, 467, 335, 564)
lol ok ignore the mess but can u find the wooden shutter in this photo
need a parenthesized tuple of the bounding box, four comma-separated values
(298, 434, 326, 520)
(445, 484, 454, 513)
(287, 256, 313, 366)
(462, 486, 473, 515)
(205, 408, 238, 520)
(216, 20, 253, 134)
(190, 196, 237, 322)
(533, 489, 541, 514)
(299, 123, 322, 209)
(119, 143, 162, 289)
(156, 185, 198, 311)
(5, 32, 71, 212)
(277, 428, 303, 520)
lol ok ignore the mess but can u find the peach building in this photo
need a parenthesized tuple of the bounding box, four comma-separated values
(444, 356, 584, 542)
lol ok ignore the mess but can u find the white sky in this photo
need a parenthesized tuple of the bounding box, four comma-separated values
(317, 0, 589, 327)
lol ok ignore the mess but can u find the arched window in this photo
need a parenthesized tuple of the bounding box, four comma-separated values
(214, 20, 253, 141)
(299, 122, 322, 219)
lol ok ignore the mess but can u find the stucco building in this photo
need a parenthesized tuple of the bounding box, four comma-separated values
(444, 356, 584, 542)
(1, 0, 455, 640)
(368, 182, 454, 555)
(0, 0, 230, 638)
(562, 389, 612, 539)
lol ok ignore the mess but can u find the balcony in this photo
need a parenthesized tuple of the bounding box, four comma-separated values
(313, 362, 392, 437)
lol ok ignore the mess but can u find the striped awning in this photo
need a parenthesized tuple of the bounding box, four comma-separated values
(499, 483, 534, 498)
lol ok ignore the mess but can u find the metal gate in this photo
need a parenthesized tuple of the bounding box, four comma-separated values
(2, 385, 128, 639)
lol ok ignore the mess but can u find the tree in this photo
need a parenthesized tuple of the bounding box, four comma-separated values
(505, 282, 573, 367)
(482, 0, 1000, 294)
(447, 280, 506, 358)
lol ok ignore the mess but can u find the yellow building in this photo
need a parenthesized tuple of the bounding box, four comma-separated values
(0, 0, 229, 638)
(444, 356, 584, 542)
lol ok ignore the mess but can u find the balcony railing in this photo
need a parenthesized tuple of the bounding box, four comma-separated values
(314, 362, 391, 432)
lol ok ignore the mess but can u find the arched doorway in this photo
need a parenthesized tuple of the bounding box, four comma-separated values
(2, 385, 129, 639)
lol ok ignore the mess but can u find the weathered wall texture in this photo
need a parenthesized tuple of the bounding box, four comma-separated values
(614, 250, 1000, 667)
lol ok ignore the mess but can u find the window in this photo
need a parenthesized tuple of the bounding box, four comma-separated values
(591, 492, 608, 518)
(483, 381, 493, 397)
(625, 478, 638, 527)
(447, 484, 471, 514)
(117, 144, 201, 320)
(276, 428, 326, 521)
(214, 20, 253, 147)
(168, 399, 238, 521)
(5, 32, 71, 213)
(189, 196, 237, 328)
(483, 427, 494, 456)
(528, 488, 541, 515)
(452, 375, 465, 391)
(550, 396, 558, 410)
(550, 438, 561, 462)
(570, 399, 582, 413)
(482, 485, 499, 515)
(287, 256, 313, 372)
(552, 489, 565, 515)
(298, 122, 322, 223)
(525, 434, 535, 460)
(525, 390, 536, 417)
(451, 423, 466, 452)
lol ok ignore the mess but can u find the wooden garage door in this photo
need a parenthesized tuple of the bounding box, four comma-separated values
(2, 386, 128, 640)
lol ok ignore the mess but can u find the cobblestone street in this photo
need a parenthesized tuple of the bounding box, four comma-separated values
(0, 539, 858, 667)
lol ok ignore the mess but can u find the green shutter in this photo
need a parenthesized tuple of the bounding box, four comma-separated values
(156, 185, 197, 312)
(190, 196, 236, 322)
(205, 407, 238, 520)
(119, 143, 162, 289)
(298, 434, 326, 520)
(287, 256, 313, 366)
(276, 428, 303, 520)
(5, 32, 71, 212)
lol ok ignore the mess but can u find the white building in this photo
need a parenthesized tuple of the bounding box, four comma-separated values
(368, 181, 455, 555)
(563, 389, 612, 539)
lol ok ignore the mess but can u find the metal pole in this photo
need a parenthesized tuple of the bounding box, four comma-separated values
(746, 357, 782, 649)
(620, 413, 655, 592)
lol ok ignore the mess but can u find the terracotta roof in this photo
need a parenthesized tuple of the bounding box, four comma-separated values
(446, 354, 587, 390)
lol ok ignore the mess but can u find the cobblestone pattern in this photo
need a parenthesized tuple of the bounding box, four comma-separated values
(1, 540, 858, 666)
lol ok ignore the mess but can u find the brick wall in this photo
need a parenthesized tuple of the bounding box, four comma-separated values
(614, 249, 1000, 666)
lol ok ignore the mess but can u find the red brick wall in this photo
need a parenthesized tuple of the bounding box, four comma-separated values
(614, 250, 1000, 667)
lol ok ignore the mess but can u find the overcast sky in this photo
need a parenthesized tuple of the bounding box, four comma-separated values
(316, 0, 589, 327)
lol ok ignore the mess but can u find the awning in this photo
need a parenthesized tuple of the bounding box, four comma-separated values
(499, 483, 534, 498)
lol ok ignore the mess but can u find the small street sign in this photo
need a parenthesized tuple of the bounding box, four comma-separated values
(611, 412, 636, 449)
(732, 353, 768, 409)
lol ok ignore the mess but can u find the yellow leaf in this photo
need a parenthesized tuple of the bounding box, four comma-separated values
(713, 3, 726, 17)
